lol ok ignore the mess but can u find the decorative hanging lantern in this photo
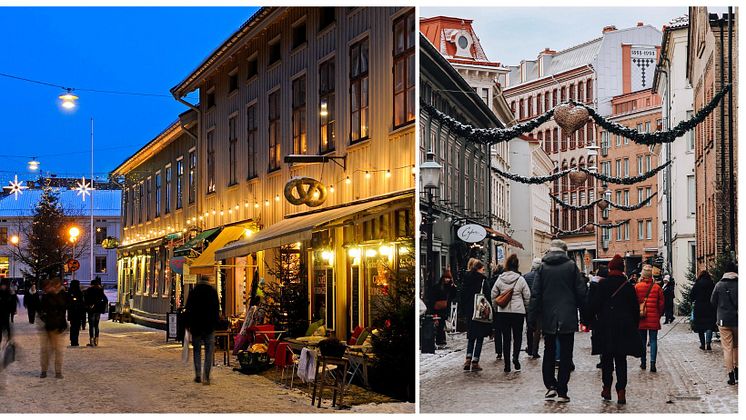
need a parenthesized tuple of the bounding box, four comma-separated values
(568, 169, 588, 186)
(554, 103, 589, 138)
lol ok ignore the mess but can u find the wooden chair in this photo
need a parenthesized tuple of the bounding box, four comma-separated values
(213, 330, 232, 366)
(311, 355, 349, 408)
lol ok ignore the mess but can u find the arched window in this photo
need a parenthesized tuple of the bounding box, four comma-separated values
(586, 79, 593, 103)
(554, 127, 560, 152)
(561, 129, 568, 151)
(578, 81, 584, 103)
(586, 157, 594, 188)
(561, 160, 569, 192)
(586, 122, 594, 146)
(561, 86, 567, 102)
(545, 129, 552, 154)
(561, 161, 569, 230)
(519, 98, 524, 120)
(570, 131, 576, 149)
(527, 96, 533, 117)
(578, 125, 585, 146)
(544, 92, 550, 112)
(569, 83, 575, 101)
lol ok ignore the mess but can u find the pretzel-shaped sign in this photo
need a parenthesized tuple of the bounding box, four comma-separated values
(284, 176, 327, 207)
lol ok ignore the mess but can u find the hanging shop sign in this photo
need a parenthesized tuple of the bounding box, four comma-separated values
(457, 224, 487, 243)
(284, 176, 327, 207)
(183, 264, 197, 285)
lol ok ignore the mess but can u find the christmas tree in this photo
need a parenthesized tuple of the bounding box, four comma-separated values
(677, 261, 696, 317)
(263, 245, 309, 337)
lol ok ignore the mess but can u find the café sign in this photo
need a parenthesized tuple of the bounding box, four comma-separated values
(457, 224, 487, 243)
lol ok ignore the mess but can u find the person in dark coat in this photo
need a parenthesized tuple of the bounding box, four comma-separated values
(0, 278, 17, 347)
(662, 275, 676, 324)
(589, 255, 642, 405)
(711, 261, 738, 385)
(38, 277, 68, 378)
(23, 282, 40, 324)
(527, 239, 587, 403)
(523, 258, 543, 359)
(83, 277, 108, 347)
(66, 280, 86, 347)
(691, 270, 717, 350)
(431, 268, 457, 346)
(184, 278, 220, 384)
(461, 260, 492, 372)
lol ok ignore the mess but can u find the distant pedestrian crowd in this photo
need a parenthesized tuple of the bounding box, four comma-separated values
(425, 239, 738, 405)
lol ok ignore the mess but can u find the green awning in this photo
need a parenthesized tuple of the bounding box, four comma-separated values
(173, 227, 222, 257)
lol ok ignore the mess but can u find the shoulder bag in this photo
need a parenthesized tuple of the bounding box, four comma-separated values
(472, 279, 493, 323)
(640, 281, 655, 318)
(495, 279, 516, 309)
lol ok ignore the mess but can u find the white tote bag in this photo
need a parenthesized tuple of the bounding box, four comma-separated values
(471, 279, 493, 323)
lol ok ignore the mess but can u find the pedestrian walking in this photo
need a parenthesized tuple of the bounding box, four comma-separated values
(691, 270, 717, 350)
(635, 264, 664, 373)
(432, 268, 457, 347)
(711, 260, 738, 385)
(527, 239, 587, 403)
(588, 266, 608, 370)
(490, 254, 530, 373)
(83, 277, 108, 347)
(0, 279, 17, 347)
(491, 263, 504, 360)
(461, 260, 492, 372)
(23, 283, 40, 324)
(523, 258, 542, 359)
(184, 277, 220, 385)
(662, 275, 676, 324)
(66, 280, 86, 347)
(38, 278, 68, 379)
(588, 255, 642, 405)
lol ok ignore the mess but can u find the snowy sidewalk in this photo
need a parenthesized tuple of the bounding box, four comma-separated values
(0, 306, 413, 413)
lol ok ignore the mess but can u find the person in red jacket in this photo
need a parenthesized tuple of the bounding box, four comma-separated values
(635, 264, 665, 372)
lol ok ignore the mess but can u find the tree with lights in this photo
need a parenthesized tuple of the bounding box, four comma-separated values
(263, 245, 309, 338)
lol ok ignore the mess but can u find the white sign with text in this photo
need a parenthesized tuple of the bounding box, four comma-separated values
(457, 224, 487, 243)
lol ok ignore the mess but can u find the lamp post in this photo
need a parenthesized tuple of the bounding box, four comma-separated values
(69, 226, 80, 281)
(420, 151, 442, 303)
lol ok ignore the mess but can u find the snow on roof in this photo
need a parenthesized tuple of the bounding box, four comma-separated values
(0, 189, 121, 218)
(549, 37, 603, 75)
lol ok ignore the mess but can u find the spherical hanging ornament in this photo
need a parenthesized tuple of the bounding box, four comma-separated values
(554, 103, 589, 138)
(568, 170, 588, 187)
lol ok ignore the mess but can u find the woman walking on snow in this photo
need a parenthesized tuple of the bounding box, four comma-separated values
(490, 254, 530, 373)
(635, 264, 664, 373)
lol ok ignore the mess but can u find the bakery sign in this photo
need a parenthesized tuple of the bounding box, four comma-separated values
(456, 224, 487, 243)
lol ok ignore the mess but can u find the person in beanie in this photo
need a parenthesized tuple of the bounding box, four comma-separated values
(66, 280, 86, 347)
(662, 275, 676, 324)
(523, 257, 543, 358)
(491, 254, 531, 373)
(461, 260, 491, 371)
(711, 260, 738, 385)
(184, 277, 220, 384)
(691, 271, 717, 350)
(38, 278, 68, 378)
(528, 239, 587, 403)
(635, 264, 664, 372)
(431, 268, 457, 347)
(589, 255, 642, 404)
(83, 277, 108, 347)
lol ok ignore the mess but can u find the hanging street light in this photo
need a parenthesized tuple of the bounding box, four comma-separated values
(28, 158, 40, 172)
(59, 89, 79, 110)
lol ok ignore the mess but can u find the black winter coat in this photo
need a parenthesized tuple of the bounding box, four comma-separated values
(527, 250, 587, 334)
(0, 289, 17, 321)
(184, 283, 221, 336)
(588, 274, 642, 357)
(23, 290, 40, 313)
(461, 270, 492, 339)
(40, 291, 68, 332)
(67, 290, 87, 321)
(690, 276, 717, 332)
(84, 286, 108, 314)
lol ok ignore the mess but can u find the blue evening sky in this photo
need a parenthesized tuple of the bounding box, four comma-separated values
(0, 7, 259, 185)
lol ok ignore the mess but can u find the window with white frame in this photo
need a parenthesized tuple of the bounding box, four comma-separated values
(638, 220, 644, 240)
(350, 38, 369, 142)
(687, 175, 695, 216)
(319, 59, 335, 153)
(228, 115, 238, 185)
(176, 158, 184, 209)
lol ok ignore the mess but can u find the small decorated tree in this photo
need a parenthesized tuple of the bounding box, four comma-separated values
(677, 261, 696, 317)
(263, 245, 309, 337)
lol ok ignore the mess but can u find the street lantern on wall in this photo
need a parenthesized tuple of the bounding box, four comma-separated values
(420, 152, 442, 189)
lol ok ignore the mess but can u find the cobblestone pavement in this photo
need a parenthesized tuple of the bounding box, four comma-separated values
(0, 305, 413, 413)
(420, 319, 738, 413)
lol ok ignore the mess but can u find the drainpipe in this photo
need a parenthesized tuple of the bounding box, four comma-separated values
(727, 8, 735, 257)
(719, 18, 727, 254)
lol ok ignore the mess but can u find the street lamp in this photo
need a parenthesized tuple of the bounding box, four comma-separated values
(69, 226, 80, 281)
(9, 235, 19, 245)
(59, 89, 78, 110)
(420, 151, 442, 302)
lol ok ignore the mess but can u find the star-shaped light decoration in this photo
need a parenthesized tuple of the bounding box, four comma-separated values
(3, 175, 28, 200)
(73, 176, 95, 201)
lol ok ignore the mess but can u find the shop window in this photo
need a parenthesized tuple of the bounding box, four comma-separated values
(313, 248, 335, 330)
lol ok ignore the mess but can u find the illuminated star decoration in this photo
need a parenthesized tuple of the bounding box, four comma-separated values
(74, 176, 95, 201)
(3, 175, 28, 200)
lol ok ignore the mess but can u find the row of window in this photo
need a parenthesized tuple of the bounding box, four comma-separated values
(599, 154, 653, 178)
(511, 78, 594, 121)
(0, 226, 112, 245)
(600, 219, 654, 242)
(536, 122, 595, 155)
(204, 10, 415, 191)
(553, 158, 595, 193)
(123, 150, 197, 227)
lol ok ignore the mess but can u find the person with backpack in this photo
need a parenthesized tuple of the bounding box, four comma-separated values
(588, 255, 642, 404)
(83, 277, 108, 347)
(711, 260, 738, 385)
(635, 264, 664, 373)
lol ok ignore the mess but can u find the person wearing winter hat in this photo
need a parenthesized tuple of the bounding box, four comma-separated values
(589, 254, 641, 404)
(711, 260, 738, 385)
(635, 264, 664, 372)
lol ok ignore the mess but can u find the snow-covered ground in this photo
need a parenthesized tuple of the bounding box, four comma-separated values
(0, 304, 413, 413)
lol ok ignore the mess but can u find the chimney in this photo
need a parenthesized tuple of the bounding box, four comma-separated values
(537, 48, 556, 78)
(637, 21, 644, 27)
(602, 25, 617, 34)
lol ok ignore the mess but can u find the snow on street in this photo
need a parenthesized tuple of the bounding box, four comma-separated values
(0, 303, 413, 413)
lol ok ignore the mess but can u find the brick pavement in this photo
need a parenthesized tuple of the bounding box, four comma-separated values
(420, 319, 738, 413)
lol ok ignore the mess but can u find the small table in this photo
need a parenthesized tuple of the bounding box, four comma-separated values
(213, 330, 233, 366)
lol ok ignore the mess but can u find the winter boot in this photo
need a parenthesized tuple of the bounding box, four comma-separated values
(94, 337, 99, 347)
(617, 388, 626, 405)
(601, 386, 612, 401)
(463, 357, 472, 370)
(706, 343, 712, 351)
(650, 362, 657, 373)
(734, 367, 738, 383)
(86, 337, 94, 347)
(640, 360, 646, 370)
(470, 362, 483, 372)
(728, 370, 736, 385)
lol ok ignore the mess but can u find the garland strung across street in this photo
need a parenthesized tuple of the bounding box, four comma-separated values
(491, 166, 572, 184)
(552, 219, 630, 236)
(421, 101, 555, 145)
(579, 160, 672, 185)
(549, 192, 658, 211)
(569, 84, 730, 145)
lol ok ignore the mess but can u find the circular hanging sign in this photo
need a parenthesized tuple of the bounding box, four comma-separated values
(284, 176, 327, 207)
(456, 224, 487, 243)
(67, 259, 80, 272)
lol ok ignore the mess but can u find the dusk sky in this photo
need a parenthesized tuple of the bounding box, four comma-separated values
(0, 7, 259, 186)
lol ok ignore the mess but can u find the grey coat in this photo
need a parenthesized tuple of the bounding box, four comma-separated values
(527, 250, 588, 335)
(711, 272, 738, 327)
(490, 271, 530, 314)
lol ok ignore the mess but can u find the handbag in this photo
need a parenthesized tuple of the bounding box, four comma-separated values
(471, 279, 493, 323)
(640, 281, 655, 318)
(181, 330, 191, 364)
(433, 299, 448, 311)
(495, 280, 516, 309)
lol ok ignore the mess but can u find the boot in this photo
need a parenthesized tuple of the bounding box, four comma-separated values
(470, 362, 482, 371)
(94, 337, 99, 347)
(640, 360, 646, 370)
(601, 386, 612, 401)
(706, 343, 712, 351)
(734, 367, 738, 383)
(650, 362, 657, 373)
(728, 370, 736, 385)
(617, 388, 626, 405)
(86, 337, 94, 347)
(463, 357, 472, 371)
